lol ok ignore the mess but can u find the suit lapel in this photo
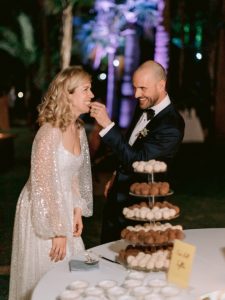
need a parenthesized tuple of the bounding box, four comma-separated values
(132, 103, 174, 147)
(146, 103, 173, 129)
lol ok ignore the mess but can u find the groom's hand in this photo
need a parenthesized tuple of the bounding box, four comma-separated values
(90, 102, 112, 128)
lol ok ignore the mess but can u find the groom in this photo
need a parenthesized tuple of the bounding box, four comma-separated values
(90, 60, 185, 243)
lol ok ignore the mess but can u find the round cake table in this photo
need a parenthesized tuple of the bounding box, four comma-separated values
(31, 228, 225, 300)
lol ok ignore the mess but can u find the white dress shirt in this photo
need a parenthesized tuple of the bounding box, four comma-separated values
(99, 122, 115, 137)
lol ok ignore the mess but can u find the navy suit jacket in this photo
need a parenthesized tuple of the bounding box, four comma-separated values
(102, 103, 184, 202)
(100, 102, 185, 242)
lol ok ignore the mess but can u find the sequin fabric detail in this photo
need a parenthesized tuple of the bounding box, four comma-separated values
(8, 123, 93, 300)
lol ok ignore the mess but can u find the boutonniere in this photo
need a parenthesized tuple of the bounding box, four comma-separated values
(137, 127, 149, 139)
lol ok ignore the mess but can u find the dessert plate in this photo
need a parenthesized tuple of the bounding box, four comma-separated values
(200, 290, 225, 300)
(129, 190, 174, 197)
(117, 257, 168, 272)
(84, 251, 99, 265)
(124, 214, 179, 222)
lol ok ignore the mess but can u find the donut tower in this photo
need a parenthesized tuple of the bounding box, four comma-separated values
(119, 160, 184, 272)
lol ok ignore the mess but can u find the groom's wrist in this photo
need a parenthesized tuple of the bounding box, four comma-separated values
(99, 122, 115, 137)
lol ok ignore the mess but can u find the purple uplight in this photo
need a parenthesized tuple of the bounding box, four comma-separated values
(154, 0, 169, 71)
(95, 0, 115, 11)
(106, 51, 116, 118)
(119, 97, 136, 128)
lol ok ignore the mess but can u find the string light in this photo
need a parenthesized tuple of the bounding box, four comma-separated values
(113, 59, 120, 67)
(196, 52, 202, 60)
(98, 73, 107, 80)
(17, 92, 24, 98)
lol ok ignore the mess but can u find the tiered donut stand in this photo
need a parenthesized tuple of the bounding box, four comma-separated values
(118, 160, 184, 272)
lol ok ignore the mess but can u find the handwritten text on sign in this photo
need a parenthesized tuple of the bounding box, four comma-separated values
(167, 239, 196, 288)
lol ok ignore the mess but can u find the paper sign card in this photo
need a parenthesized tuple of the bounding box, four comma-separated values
(167, 239, 196, 288)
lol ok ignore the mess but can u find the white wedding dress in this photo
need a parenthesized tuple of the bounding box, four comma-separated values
(8, 123, 93, 300)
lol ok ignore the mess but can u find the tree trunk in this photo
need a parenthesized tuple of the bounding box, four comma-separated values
(94, 0, 116, 118)
(154, 0, 170, 71)
(119, 26, 140, 128)
(38, 0, 51, 83)
(60, 3, 73, 69)
(214, 0, 225, 139)
(107, 50, 116, 119)
(178, 0, 185, 88)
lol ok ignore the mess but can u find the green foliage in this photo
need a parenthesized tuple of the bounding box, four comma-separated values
(171, 13, 205, 49)
(0, 29, 21, 57)
(18, 13, 36, 54)
(0, 13, 37, 67)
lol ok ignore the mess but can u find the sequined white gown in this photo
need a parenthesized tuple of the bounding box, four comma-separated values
(9, 123, 93, 300)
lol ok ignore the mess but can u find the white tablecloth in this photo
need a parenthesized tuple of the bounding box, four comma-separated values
(31, 228, 225, 300)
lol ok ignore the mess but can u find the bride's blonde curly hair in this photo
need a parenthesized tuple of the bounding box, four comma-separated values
(38, 66, 91, 131)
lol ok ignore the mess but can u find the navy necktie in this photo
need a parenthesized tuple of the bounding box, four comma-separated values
(143, 108, 155, 120)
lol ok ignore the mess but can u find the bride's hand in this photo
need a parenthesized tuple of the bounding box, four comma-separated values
(49, 236, 67, 262)
(73, 208, 83, 237)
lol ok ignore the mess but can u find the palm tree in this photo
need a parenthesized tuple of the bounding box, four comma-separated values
(94, 0, 118, 119)
(43, 0, 93, 69)
(118, 0, 158, 127)
(42, 0, 76, 69)
(60, 3, 73, 69)
(0, 12, 38, 105)
(0, 13, 37, 69)
(76, 0, 122, 118)
(154, 0, 170, 71)
(76, 0, 158, 122)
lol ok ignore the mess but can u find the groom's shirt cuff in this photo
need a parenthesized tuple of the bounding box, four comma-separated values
(99, 122, 115, 137)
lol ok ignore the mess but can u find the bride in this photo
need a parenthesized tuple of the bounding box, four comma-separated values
(8, 66, 94, 300)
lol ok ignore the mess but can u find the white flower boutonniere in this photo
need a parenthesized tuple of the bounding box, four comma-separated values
(137, 127, 149, 139)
